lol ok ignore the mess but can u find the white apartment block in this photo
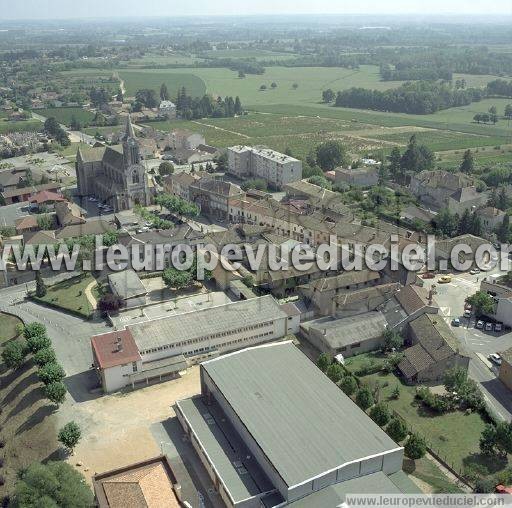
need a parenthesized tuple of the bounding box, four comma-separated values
(227, 146, 302, 190)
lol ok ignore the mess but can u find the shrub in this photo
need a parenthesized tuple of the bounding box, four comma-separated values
(98, 293, 125, 313)
(474, 478, 496, 493)
(44, 381, 67, 405)
(58, 422, 81, 451)
(38, 362, 65, 385)
(23, 322, 47, 339)
(340, 375, 358, 396)
(405, 433, 427, 460)
(1, 340, 27, 370)
(33, 347, 57, 367)
(386, 418, 408, 443)
(355, 387, 374, 410)
(326, 363, 343, 383)
(369, 402, 391, 426)
(316, 353, 331, 372)
(26, 334, 51, 354)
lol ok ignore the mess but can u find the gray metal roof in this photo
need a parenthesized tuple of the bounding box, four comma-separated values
(177, 396, 275, 504)
(129, 295, 286, 351)
(306, 311, 387, 349)
(108, 269, 147, 300)
(202, 342, 400, 489)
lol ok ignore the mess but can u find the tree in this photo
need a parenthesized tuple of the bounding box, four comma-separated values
(70, 115, 81, 131)
(58, 421, 81, 452)
(13, 461, 93, 508)
(315, 141, 348, 171)
(36, 213, 53, 231)
(444, 367, 468, 392)
(400, 135, 420, 173)
(160, 83, 169, 101)
(498, 187, 509, 211)
(215, 152, 228, 172)
(34, 347, 57, 367)
(465, 291, 495, 317)
(308, 175, 332, 190)
(404, 433, 427, 460)
(435, 208, 457, 237)
(159, 161, 174, 176)
(458, 208, 472, 235)
(505, 104, 512, 125)
(383, 329, 403, 351)
(23, 322, 47, 339)
(1, 340, 26, 370)
(340, 375, 358, 396)
(98, 293, 125, 313)
(459, 150, 474, 174)
(369, 402, 390, 426)
(44, 381, 67, 405)
(326, 363, 343, 383)
(162, 267, 193, 290)
(497, 215, 511, 244)
(26, 333, 52, 354)
(35, 270, 47, 298)
(387, 147, 402, 181)
(234, 96, 243, 115)
(238, 70, 246, 79)
(355, 387, 374, 410)
(292, 83, 299, 89)
(259, 84, 267, 91)
(387, 418, 408, 443)
(322, 89, 335, 103)
(270, 82, 277, 89)
(38, 361, 65, 385)
(316, 353, 331, 372)
(135, 88, 159, 108)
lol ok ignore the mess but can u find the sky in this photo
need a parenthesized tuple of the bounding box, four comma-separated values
(1, 0, 511, 20)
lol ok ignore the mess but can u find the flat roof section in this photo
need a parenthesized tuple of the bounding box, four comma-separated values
(202, 342, 401, 489)
(177, 396, 278, 505)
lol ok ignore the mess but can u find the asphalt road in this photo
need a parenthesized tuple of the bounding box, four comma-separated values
(423, 264, 512, 421)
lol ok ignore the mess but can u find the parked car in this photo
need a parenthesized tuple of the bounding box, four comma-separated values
(464, 302, 472, 311)
(421, 272, 435, 279)
(438, 275, 452, 283)
(489, 353, 502, 365)
(476, 320, 484, 329)
(485, 322, 494, 332)
(495, 323, 503, 333)
(452, 318, 461, 327)
(463, 309, 471, 318)
(470, 268, 480, 275)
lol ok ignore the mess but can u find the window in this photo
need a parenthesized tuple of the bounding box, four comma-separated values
(132, 362, 138, 372)
(132, 170, 139, 184)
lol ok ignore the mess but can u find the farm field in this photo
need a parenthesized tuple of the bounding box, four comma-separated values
(118, 70, 207, 97)
(201, 48, 298, 60)
(0, 118, 42, 134)
(38, 107, 95, 126)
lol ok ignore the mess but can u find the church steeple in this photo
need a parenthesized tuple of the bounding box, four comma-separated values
(122, 114, 141, 166)
(125, 113, 136, 140)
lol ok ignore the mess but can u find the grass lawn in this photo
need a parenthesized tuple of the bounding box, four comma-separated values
(38, 107, 95, 126)
(32, 273, 98, 318)
(0, 312, 23, 345)
(407, 458, 464, 494)
(344, 352, 493, 477)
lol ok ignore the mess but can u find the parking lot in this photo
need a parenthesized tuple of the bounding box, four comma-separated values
(422, 266, 512, 419)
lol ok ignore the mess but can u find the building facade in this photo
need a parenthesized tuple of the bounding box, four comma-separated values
(227, 146, 302, 190)
(76, 115, 151, 211)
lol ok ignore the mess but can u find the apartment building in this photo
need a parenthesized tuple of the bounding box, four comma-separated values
(227, 146, 302, 190)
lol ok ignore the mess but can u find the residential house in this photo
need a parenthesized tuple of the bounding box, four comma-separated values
(398, 313, 470, 384)
(108, 269, 148, 309)
(334, 167, 379, 188)
(54, 201, 86, 227)
(498, 348, 512, 392)
(476, 207, 506, 236)
(1, 183, 61, 205)
(159, 100, 177, 119)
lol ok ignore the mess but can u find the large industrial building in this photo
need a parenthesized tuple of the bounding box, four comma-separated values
(91, 296, 299, 393)
(176, 342, 417, 508)
(227, 146, 302, 190)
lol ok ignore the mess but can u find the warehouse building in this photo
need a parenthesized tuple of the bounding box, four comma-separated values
(91, 295, 299, 393)
(176, 342, 414, 508)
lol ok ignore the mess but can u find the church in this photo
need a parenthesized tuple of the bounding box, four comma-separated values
(76, 115, 151, 211)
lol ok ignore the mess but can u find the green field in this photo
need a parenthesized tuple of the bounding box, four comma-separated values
(118, 70, 207, 97)
(0, 312, 23, 345)
(38, 107, 95, 126)
(202, 48, 298, 60)
(0, 118, 41, 134)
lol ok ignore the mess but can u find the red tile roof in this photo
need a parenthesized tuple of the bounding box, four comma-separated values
(29, 190, 65, 204)
(91, 329, 141, 369)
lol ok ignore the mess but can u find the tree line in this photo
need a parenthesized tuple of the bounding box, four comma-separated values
(174, 86, 243, 120)
(328, 81, 484, 115)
